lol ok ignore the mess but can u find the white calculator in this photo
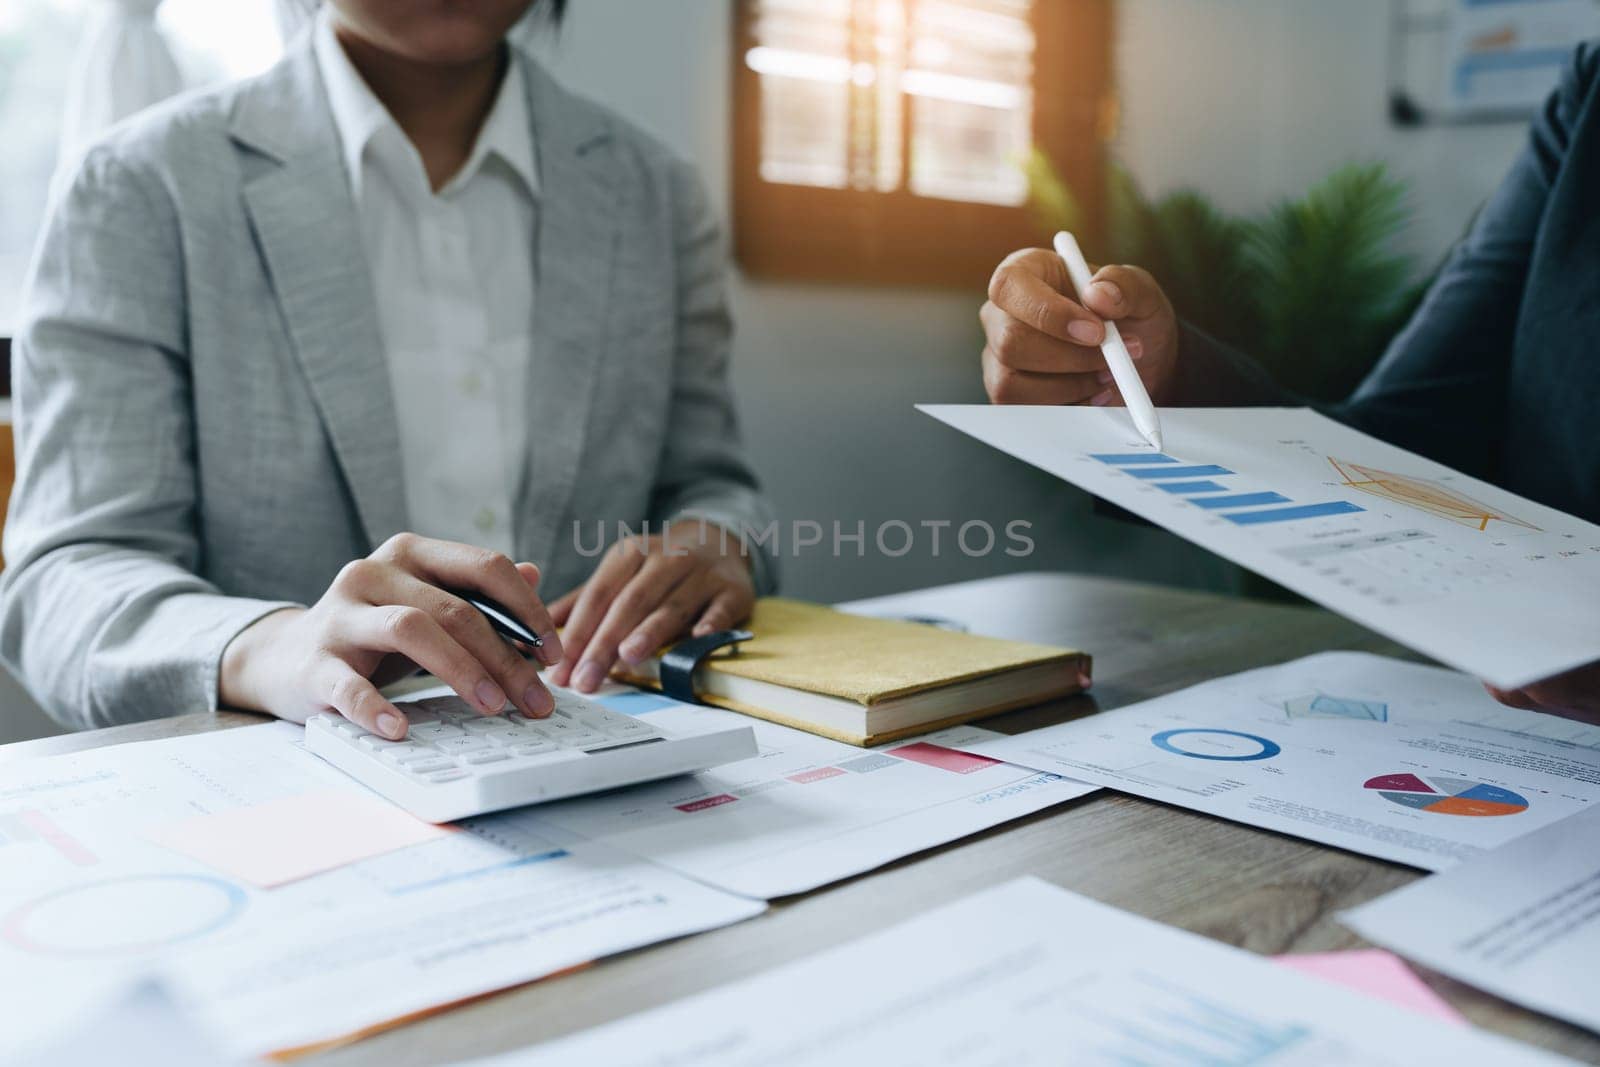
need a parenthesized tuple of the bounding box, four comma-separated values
(306, 689, 756, 823)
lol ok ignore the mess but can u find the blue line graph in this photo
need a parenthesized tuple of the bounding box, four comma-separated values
(390, 849, 570, 895)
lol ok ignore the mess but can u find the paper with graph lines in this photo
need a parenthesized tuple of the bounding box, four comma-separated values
(921, 405, 1600, 688)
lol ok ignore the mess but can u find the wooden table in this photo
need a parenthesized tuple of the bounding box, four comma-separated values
(5, 572, 1596, 1063)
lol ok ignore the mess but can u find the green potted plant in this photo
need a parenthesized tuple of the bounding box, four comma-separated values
(1023, 152, 1426, 401)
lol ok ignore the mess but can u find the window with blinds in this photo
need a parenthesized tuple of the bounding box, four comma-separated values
(732, 0, 1112, 287)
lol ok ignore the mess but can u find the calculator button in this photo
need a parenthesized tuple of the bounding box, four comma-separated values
(380, 747, 436, 766)
(487, 730, 532, 746)
(410, 722, 464, 740)
(462, 717, 514, 732)
(405, 758, 459, 775)
(424, 769, 471, 783)
(566, 729, 609, 747)
(602, 718, 655, 737)
(540, 718, 581, 736)
(464, 750, 510, 765)
(511, 742, 559, 757)
(435, 735, 495, 754)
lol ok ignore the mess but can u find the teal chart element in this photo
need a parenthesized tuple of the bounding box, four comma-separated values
(1282, 693, 1389, 722)
(1151, 729, 1282, 761)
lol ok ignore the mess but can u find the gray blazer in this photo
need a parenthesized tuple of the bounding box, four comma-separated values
(1, 39, 777, 729)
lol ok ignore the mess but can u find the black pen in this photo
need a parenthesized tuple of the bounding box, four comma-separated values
(452, 590, 544, 649)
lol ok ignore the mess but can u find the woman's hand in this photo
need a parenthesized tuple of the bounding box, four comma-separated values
(548, 519, 755, 693)
(220, 533, 563, 739)
(1484, 660, 1600, 724)
(980, 248, 1182, 406)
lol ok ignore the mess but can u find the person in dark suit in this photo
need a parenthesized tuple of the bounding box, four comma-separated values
(977, 43, 1600, 721)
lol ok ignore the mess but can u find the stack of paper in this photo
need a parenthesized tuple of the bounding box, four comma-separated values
(1344, 803, 1600, 1035)
(467, 878, 1575, 1066)
(0, 685, 1091, 1057)
(538, 688, 1096, 898)
(0, 723, 763, 1060)
(953, 652, 1600, 871)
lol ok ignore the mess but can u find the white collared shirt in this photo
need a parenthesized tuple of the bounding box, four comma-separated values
(314, 9, 537, 557)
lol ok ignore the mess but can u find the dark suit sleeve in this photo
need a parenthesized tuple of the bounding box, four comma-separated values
(1170, 41, 1599, 482)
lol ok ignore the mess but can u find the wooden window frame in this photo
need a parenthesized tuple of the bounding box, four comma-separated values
(732, 0, 1113, 289)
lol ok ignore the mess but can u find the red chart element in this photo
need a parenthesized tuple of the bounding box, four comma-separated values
(1363, 773, 1435, 794)
(675, 794, 738, 813)
(890, 743, 1002, 774)
(787, 767, 847, 785)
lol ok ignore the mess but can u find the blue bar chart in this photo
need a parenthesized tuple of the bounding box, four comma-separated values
(1124, 464, 1234, 480)
(1156, 481, 1229, 494)
(1191, 492, 1291, 509)
(920, 403, 1600, 690)
(1224, 501, 1365, 525)
(1093, 454, 1364, 527)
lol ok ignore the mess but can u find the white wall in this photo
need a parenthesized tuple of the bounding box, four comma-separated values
(1115, 0, 1525, 267)
(530, 0, 1529, 607)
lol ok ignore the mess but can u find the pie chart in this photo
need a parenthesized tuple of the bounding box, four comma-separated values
(1364, 773, 1528, 817)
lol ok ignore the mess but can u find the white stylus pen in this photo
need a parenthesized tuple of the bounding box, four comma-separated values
(1053, 231, 1163, 451)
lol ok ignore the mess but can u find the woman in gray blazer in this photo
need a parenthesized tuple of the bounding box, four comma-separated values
(1, 0, 777, 737)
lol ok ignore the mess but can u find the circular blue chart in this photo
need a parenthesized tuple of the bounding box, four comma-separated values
(1151, 728, 1282, 761)
(3, 874, 247, 957)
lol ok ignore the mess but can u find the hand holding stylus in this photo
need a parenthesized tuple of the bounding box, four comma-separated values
(979, 242, 1181, 427)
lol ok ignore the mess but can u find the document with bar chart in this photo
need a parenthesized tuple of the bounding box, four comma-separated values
(920, 405, 1600, 688)
(536, 687, 1095, 899)
(471, 878, 1572, 1067)
(959, 652, 1600, 871)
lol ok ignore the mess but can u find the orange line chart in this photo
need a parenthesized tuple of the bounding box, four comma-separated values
(1327, 458, 1541, 533)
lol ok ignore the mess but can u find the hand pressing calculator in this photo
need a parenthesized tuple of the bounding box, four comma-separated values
(307, 689, 756, 823)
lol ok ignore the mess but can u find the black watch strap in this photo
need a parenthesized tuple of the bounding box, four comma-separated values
(658, 629, 754, 705)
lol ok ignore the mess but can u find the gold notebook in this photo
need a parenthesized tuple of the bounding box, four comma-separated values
(614, 598, 1090, 746)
